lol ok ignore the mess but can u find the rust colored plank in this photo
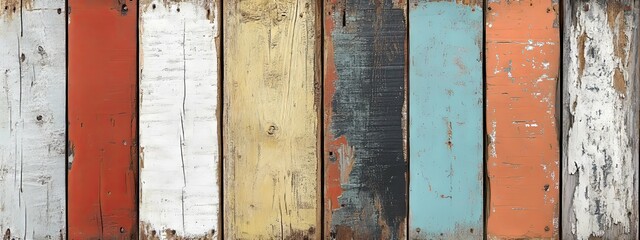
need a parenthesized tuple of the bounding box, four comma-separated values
(67, 0, 138, 238)
(222, 1, 321, 239)
(324, 0, 407, 239)
(562, 1, 639, 239)
(486, 0, 560, 238)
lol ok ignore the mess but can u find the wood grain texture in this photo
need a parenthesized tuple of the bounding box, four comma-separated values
(138, 0, 219, 239)
(562, 1, 639, 239)
(324, 0, 407, 239)
(485, 0, 561, 239)
(67, 0, 139, 238)
(222, 0, 321, 239)
(408, 1, 483, 239)
(0, 0, 66, 239)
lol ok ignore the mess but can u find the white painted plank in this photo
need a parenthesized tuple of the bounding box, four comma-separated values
(0, 0, 66, 239)
(139, 1, 219, 239)
(563, 1, 639, 239)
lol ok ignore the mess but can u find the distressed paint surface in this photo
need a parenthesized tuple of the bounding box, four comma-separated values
(222, 0, 320, 239)
(0, 0, 66, 239)
(485, 1, 560, 238)
(67, 0, 139, 238)
(408, 1, 483, 239)
(563, 1, 639, 239)
(139, 1, 219, 239)
(324, 0, 407, 239)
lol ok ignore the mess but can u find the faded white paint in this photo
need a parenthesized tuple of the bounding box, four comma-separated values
(139, 1, 219, 239)
(0, 0, 66, 239)
(566, 2, 636, 239)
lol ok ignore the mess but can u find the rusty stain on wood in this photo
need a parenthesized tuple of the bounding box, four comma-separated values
(324, 0, 407, 239)
(563, 0, 639, 239)
(223, 0, 320, 239)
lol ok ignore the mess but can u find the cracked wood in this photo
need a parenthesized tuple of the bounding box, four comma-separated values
(409, 1, 483, 239)
(222, 0, 321, 239)
(138, 0, 220, 239)
(67, 0, 139, 238)
(324, 0, 407, 239)
(563, 0, 639, 239)
(486, 0, 561, 239)
(0, 0, 66, 239)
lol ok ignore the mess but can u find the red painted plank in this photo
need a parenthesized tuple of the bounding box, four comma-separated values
(67, 0, 138, 238)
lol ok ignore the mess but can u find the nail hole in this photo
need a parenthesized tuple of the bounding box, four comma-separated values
(121, 4, 128, 14)
(152, 4, 156, 9)
(470, 228, 474, 233)
(36, 115, 42, 121)
(329, 152, 334, 156)
(119, 227, 125, 233)
(171, 230, 176, 235)
(416, 228, 421, 233)
(544, 226, 550, 231)
(4, 6, 7, 10)
(176, 7, 180, 12)
(20, 54, 25, 62)
(487, 6, 492, 11)
(267, 126, 277, 135)
(57, 8, 61, 14)
(544, 184, 550, 191)
(150, 230, 157, 236)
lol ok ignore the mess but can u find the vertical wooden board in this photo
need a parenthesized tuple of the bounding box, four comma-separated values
(0, 0, 66, 239)
(324, 0, 407, 239)
(562, 0, 639, 239)
(223, 1, 320, 239)
(67, 0, 138, 238)
(138, 1, 219, 239)
(408, 1, 483, 239)
(485, 1, 560, 238)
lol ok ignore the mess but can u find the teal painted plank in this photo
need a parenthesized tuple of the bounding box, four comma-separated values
(409, 1, 483, 238)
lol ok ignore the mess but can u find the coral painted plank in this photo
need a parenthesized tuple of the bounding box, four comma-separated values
(408, 1, 483, 239)
(67, 0, 138, 238)
(562, 1, 639, 239)
(485, 1, 560, 238)
(324, 0, 407, 238)
(138, 0, 219, 239)
(222, 1, 320, 239)
(0, 0, 66, 238)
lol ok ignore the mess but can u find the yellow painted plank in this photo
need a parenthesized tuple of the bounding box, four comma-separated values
(222, 1, 320, 239)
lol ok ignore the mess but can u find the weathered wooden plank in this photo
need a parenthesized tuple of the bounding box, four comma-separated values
(562, 0, 639, 239)
(324, 0, 407, 239)
(485, 0, 561, 239)
(408, 1, 483, 239)
(222, 1, 320, 239)
(67, 0, 139, 238)
(0, 0, 66, 238)
(138, 1, 219, 239)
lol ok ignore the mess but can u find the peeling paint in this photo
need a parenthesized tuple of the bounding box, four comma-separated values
(565, 1, 638, 239)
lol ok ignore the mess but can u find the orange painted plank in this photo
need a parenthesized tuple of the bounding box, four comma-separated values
(486, 0, 560, 238)
(67, 0, 138, 238)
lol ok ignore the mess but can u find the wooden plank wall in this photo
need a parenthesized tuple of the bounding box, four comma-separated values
(67, 0, 139, 238)
(562, 0, 639, 239)
(222, 1, 321, 239)
(138, 0, 220, 239)
(0, 0, 66, 238)
(408, 1, 483, 239)
(324, 0, 407, 238)
(486, 0, 561, 239)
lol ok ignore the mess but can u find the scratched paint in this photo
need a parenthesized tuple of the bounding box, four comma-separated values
(408, 1, 483, 239)
(486, 1, 560, 238)
(223, 0, 320, 239)
(67, 0, 138, 238)
(0, 0, 66, 239)
(324, 0, 407, 239)
(138, 1, 219, 239)
(563, 1, 639, 239)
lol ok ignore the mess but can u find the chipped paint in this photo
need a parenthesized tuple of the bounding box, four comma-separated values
(409, 1, 483, 239)
(486, 0, 560, 238)
(223, 0, 320, 239)
(324, 0, 407, 239)
(139, 1, 220, 239)
(67, 0, 139, 238)
(564, 1, 639, 239)
(1, 0, 66, 238)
